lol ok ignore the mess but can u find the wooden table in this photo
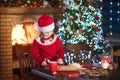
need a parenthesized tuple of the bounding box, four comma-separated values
(31, 65, 120, 80)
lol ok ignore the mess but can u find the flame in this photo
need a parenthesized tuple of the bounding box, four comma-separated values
(12, 22, 40, 45)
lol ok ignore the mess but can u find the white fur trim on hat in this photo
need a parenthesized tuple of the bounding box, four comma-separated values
(34, 22, 55, 32)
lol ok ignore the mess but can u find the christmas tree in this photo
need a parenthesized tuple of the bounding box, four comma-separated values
(57, 0, 108, 63)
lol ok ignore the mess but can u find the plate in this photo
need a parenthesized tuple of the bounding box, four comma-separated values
(79, 69, 105, 77)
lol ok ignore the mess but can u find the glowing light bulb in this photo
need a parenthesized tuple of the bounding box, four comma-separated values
(110, 18, 112, 21)
(110, 10, 112, 13)
(110, 2, 113, 5)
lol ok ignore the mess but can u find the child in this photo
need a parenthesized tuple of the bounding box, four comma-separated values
(32, 14, 64, 67)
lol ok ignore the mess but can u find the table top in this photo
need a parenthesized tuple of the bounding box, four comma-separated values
(31, 65, 120, 80)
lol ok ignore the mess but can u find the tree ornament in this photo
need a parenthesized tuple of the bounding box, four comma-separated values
(43, 0, 50, 7)
(95, 16, 99, 20)
(79, 29, 84, 35)
(33, 1, 37, 7)
(69, 16, 73, 22)
(93, 25, 100, 31)
(66, 25, 71, 31)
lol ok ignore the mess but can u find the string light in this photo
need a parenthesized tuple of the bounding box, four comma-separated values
(109, 1, 113, 36)
(117, 1, 120, 22)
(102, 0, 120, 36)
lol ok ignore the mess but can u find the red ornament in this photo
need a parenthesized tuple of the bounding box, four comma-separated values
(95, 16, 99, 20)
(88, 1, 93, 5)
(69, 17, 73, 22)
(93, 25, 100, 31)
(88, 1, 98, 8)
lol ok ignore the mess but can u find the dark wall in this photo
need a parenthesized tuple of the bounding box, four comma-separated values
(102, 0, 120, 37)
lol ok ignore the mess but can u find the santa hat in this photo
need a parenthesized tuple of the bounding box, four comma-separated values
(34, 14, 55, 32)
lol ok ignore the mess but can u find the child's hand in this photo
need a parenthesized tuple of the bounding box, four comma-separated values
(41, 59, 48, 67)
(45, 58, 50, 64)
(57, 58, 64, 65)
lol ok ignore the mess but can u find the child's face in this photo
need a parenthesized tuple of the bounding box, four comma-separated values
(42, 30, 54, 38)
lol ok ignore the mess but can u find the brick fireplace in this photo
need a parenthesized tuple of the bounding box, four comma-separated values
(0, 7, 61, 80)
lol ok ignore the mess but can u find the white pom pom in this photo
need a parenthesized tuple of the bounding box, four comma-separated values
(43, 0, 49, 6)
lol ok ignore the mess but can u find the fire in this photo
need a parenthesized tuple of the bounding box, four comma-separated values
(12, 22, 40, 45)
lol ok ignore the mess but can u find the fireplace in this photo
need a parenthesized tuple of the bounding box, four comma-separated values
(12, 22, 40, 69)
(0, 7, 61, 80)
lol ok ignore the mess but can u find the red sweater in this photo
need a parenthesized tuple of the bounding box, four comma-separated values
(31, 35, 64, 67)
